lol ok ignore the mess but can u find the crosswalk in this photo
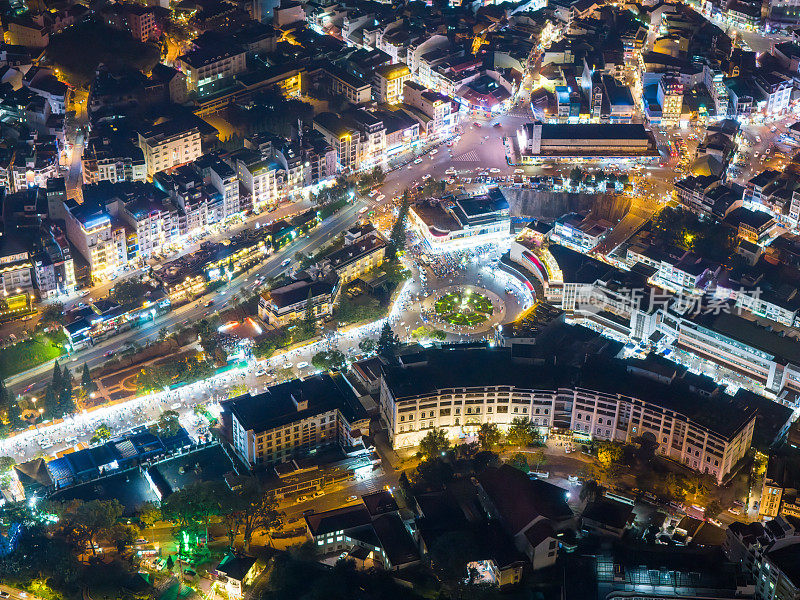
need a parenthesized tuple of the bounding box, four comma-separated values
(453, 150, 481, 162)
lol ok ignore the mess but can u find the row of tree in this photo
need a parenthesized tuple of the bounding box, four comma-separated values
(151, 477, 280, 553)
(418, 418, 542, 461)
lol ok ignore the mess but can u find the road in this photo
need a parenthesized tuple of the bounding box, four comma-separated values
(0, 584, 41, 600)
(6, 201, 366, 396)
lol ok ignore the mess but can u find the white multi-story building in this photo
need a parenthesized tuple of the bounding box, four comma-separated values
(138, 120, 202, 178)
(236, 153, 285, 212)
(63, 199, 127, 281)
(177, 43, 247, 97)
(380, 347, 758, 483)
(372, 63, 411, 104)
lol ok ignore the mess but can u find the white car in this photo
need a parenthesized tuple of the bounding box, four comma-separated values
(430, 149, 438, 155)
(297, 361, 309, 368)
(413, 158, 423, 164)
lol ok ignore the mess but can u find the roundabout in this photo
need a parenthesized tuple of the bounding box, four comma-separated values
(434, 290, 494, 326)
(420, 284, 508, 334)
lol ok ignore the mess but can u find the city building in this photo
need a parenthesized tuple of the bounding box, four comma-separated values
(323, 65, 372, 105)
(657, 75, 684, 125)
(379, 347, 760, 483)
(517, 123, 658, 160)
(222, 372, 369, 466)
(234, 150, 285, 212)
(82, 132, 147, 185)
(138, 120, 202, 178)
(258, 275, 338, 327)
(304, 496, 420, 570)
(177, 42, 247, 97)
(321, 231, 386, 284)
(63, 199, 127, 282)
(408, 189, 511, 250)
(372, 63, 411, 104)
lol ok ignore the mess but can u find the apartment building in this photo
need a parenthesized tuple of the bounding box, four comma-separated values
(724, 516, 800, 579)
(63, 199, 127, 281)
(753, 541, 800, 600)
(235, 151, 285, 212)
(324, 65, 372, 105)
(121, 197, 172, 258)
(177, 42, 247, 97)
(313, 110, 386, 172)
(203, 157, 240, 219)
(82, 135, 147, 185)
(372, 63, 411, 104)
(33, 223, 76, 299)
(657, 76, 683, 125)
(379, 347, 758, 483)
(102, 3, 157, 43)
(223, 372, 369, 466)
(304, 494, 420, 571)
(402, 81, 456, 138)
(138, 120, 202, 178)
(0, 235, 34, 295)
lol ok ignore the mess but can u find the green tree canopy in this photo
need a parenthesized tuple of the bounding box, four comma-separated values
(377, 322, 400, 361)
(505, 417, 538, 448)
(419, 427, 450, 460)
(311, 349, 347, 372)
(477, 423, 501, 451)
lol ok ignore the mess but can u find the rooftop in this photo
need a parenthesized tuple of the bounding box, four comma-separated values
(223, 372, 366, 434)
(382, 347, 759, 439)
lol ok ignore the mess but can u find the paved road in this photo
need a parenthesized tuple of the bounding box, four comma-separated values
(7, 201, 366, 396)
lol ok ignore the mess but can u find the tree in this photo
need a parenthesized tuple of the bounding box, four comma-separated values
(358, 338, 376, 354)
(110, 280, 150, 309)
(579, 479, 603, 503)
(418, 428, 449, 460)
(0, 380, 11, 431)
(81, 363, 96, 394)
(569, 167, 584, 187)
(6, 395, 20, 432)
(57, 366, 75, 418)
(705, 500, 723, 520)
(311, 349, 346, 371)
(0, 456, 15, 471)
(39, 302, 64, 329)
(218, 477, 280, 552)
(301, 288, 316, 338)
(161, 481, 223, 546)
(150, 410, 181, 437)
(477, 423, 501, 451)
(505, 417, 538, 448)
(411, 457, 453, 491)
(51, 360, 62, 390)
(59, 499, 124, 556)
(136, 502, 162, 528)
(377, 322, 400, 361)
(597, 441, 623, 476)
(388, 189, 410, 256)
(429, 530, 480, 584)
(530, 448, 547, 472)
(90, 423, 111, 444)
(508, 452, 529, 473)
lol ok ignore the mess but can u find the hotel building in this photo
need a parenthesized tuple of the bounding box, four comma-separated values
(380, 347, 760, 483)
